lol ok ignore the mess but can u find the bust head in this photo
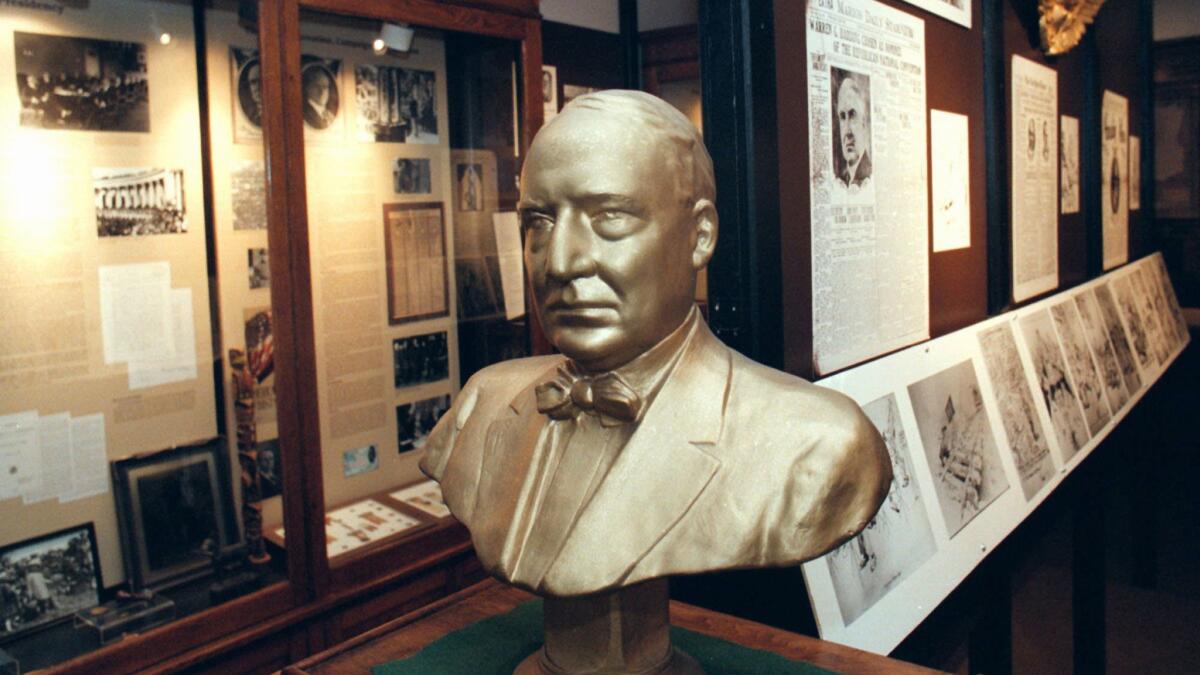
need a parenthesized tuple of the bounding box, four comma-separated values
(518, 90, 717, 372)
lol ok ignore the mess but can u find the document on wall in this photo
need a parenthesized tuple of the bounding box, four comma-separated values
(63, 414, 108, 502)
(492, 212, 526, 320)
(27, 412, 71, 505)
(1060, 115, 1080, 214)
(930, 109, 970, 252)
(1010, 55, 1058, 302)
(806, 0, 929, 374)
(1102, 90, 1129, 270)
(0, 411, 37, 501)
(98, 262, 174, 365)
(127, 288, 198, 390)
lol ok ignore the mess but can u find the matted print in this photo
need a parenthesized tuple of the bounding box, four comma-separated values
(1019, 309, 1089, 458)
(823, 394, 936, 626)
(1131, 267, 1172, 364)
(15, 32, 148, 132)
(300, 56, 341, 131)
(393, 158, 432, 194)
(1073, 291, 1130, 413)
(977, 323, 1054, 500)
(1049, 301, 1111, 436)
(1092, 284, 1142, 394)
(907, 360, 1009, 537)
(354, 65, 438, 143)
(1149, 257, 1189, 346)
(93, 168, 186, 236)
(1111, 275, 1154, 370)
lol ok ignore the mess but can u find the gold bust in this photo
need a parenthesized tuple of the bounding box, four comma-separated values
(421, 90, 890, 674)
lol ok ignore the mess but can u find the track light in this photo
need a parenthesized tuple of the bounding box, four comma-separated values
(374, 23, 415, 55)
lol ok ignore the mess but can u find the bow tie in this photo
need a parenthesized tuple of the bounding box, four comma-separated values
(535, 365, 642, 426)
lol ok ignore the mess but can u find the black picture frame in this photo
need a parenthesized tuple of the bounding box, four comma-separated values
(0, 522, 103, 644)
(111, 438, 237, 591)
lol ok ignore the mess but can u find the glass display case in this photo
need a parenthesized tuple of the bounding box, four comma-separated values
(0, 0, 543, 670)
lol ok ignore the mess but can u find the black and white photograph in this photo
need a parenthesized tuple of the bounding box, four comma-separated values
(0, 524, 101, 640)
(230, 47, 262, 142)
(93, 167, 186, 236)
(396, 394, 450, 455)
(456, 162, 483, 212)
(301, 55, 341, 132)
(830, 67, 873, 196)
(255, 439, 282, 500)
(354, 64, 438, 143)
(393, 158, 431, 194)
(1132, 267, 1173, 364)
(112, 439, 236, 590)
(1019, 309, 1090, 458)
(15, 31, 148, 132)
(393, 331, 448, 388)
(1073, 291, 1130, 414)
(248, 248, 269, 290)
(1111, 275, 1155, 370)
(824, 394, 936, 626)
(977, 324, 1055, 500)
(1049, 301, 1112, 436)
(1092, 284, 1143, 394)
(455, 257, 502, 320)
(908, 360, 1009, 538)
(231, 159, 266, 230)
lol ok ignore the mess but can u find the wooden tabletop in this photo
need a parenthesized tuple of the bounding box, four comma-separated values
(284, 578, 943, 674)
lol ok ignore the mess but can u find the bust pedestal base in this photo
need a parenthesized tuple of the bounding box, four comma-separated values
(513, 579, 703, 675)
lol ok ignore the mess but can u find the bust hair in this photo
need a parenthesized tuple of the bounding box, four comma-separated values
(557, 89, 715, 205)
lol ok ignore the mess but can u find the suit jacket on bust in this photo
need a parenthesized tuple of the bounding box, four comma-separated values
(419, 317, 890, 597)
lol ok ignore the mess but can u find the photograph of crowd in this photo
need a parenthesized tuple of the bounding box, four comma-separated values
(231, 159, 266, 230)
(393, 332, 448, 388)
(15, 31, 148, 132)
(355, 64, 438, 143)
(93, 167, 186, 236)
(0, 525, 100, 639)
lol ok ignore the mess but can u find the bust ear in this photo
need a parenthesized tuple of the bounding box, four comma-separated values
(690, 199, 718, 270)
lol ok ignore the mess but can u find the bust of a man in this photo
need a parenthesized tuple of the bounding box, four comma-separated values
(421, 91, 890, 600)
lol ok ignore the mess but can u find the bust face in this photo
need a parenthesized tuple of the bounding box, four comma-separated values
(519, 108, 702, 372)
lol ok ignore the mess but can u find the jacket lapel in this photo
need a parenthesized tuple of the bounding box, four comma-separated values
(543, 323, 732, 594)
(471, 363, 557, 568)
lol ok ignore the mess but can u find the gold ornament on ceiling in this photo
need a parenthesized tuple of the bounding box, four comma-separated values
(1039, 0, 1107, 56)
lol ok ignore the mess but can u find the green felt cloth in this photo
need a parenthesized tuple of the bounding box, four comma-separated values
(371, 600, 835, 675)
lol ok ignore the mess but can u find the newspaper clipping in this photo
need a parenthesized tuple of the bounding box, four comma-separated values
(807, 0, 929, 374)
(1011, 56, 1058, 301)
(1101, 90, 1129, 270)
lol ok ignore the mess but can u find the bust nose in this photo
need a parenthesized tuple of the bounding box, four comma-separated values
(546, 210, 597, 281)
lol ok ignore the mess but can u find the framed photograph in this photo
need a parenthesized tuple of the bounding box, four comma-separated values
(248, 247, 269, 289)
(0, 523, 102, 643)
(354, 64, 438, 143)
(111, 438, 237, 591)
(393, 332, 448, 388)
(393, 158, 432, 194)
(231, 159, 266, 230)
(456, 163, 483, 212)
(230, 47, 262, 142)
(301, 55, 343, 139)
(15, 32, 149, 132)
(383, 202, 448, 325)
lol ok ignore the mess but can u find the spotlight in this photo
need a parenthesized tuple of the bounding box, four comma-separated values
(159, 33, 172, 46)
(375, 23, 415, 54)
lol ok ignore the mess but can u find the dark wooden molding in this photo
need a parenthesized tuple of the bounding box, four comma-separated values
(299, 0, 533, 38)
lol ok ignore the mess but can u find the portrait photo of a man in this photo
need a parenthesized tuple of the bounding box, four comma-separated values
(301, 58, 339, 130)
(831, 66, 873, 189)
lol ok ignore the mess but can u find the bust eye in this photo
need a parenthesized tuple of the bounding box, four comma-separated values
(591, 209, 640, 238)
(521, 212, 554, 235)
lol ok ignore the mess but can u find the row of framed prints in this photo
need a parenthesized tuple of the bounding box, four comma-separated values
(266, 480, 451, 560)
(800, 253, 1189, 654)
